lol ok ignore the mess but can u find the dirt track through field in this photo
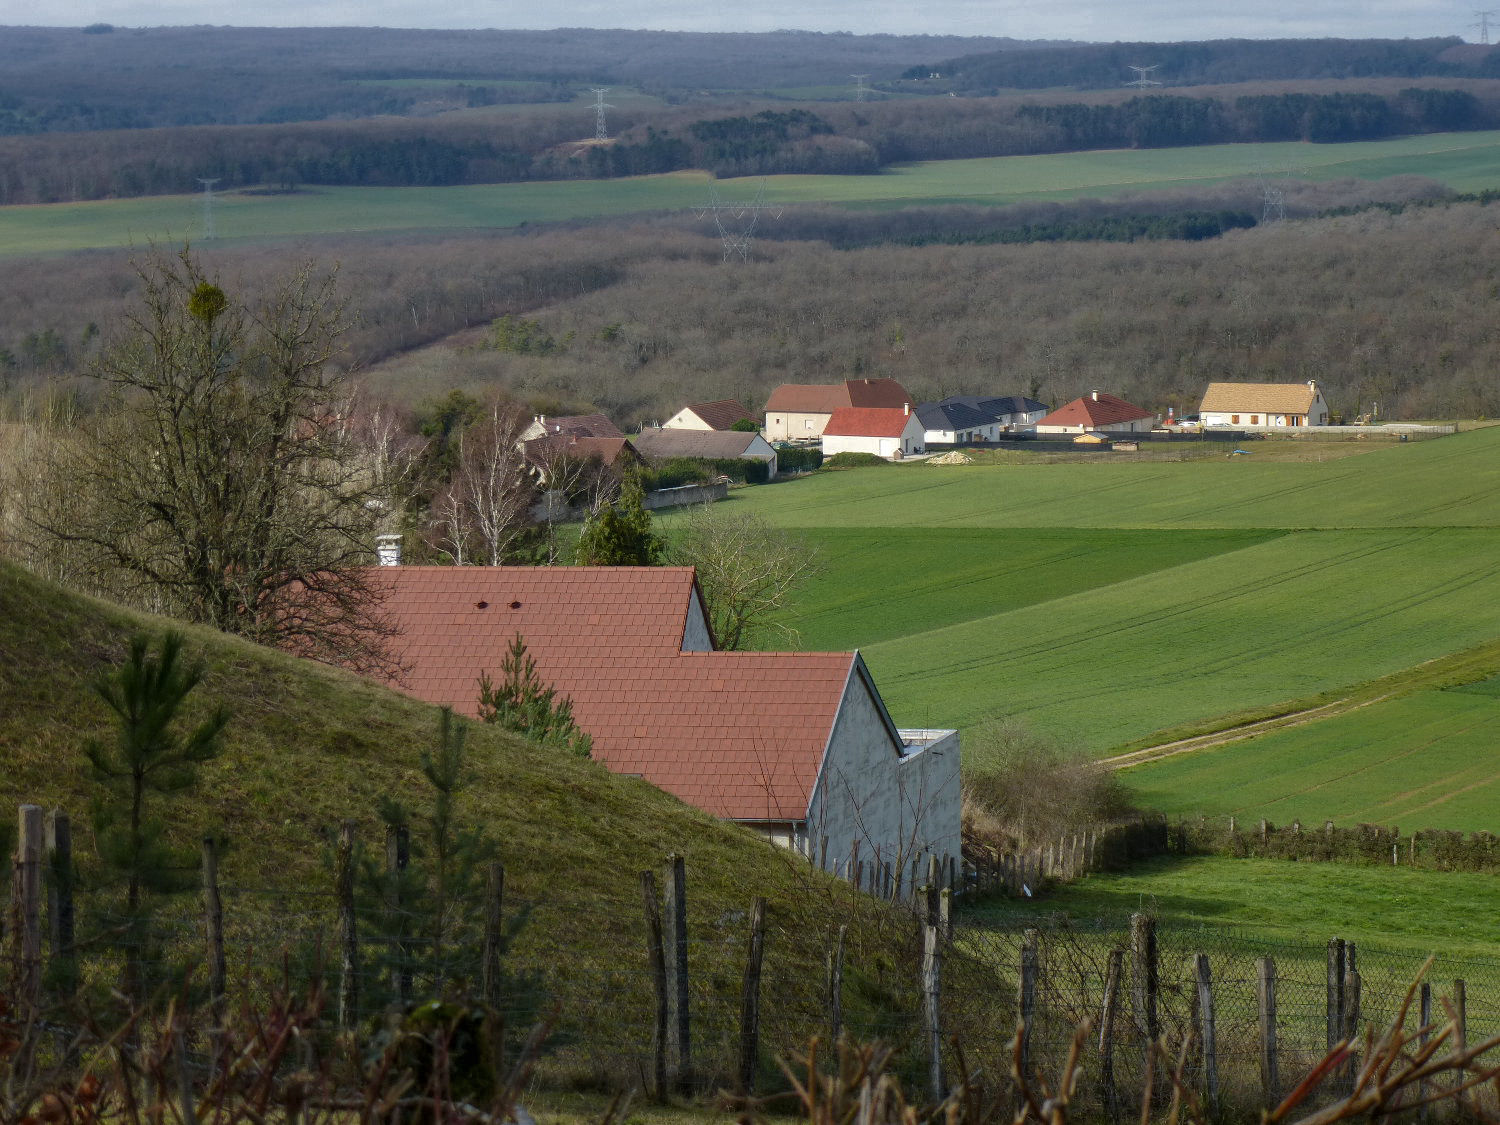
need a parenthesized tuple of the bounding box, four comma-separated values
(1102, 693, 1393, 770)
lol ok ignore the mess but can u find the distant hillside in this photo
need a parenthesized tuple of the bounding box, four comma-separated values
(926, 37, 1492, 93)
(0, 25, 1049, 133)
(0, 557, 913, 1085)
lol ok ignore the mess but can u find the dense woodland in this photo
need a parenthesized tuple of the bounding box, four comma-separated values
(0, 25, 1039, 133)
(2, 177, 1496, 427)
(7, 78, 1500, 203)
(927, 37, 1500, 92)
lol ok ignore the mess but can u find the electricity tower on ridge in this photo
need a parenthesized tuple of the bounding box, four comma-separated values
(1473, 10, 1498, 42)
(1126, 65, 1162, 88)
(696, 179, 783, 262)
(590, 87, 614, 141)
(850, 73, 871, 101)
(196, 177, 220, 240)
(1251, 165, 1301, 223)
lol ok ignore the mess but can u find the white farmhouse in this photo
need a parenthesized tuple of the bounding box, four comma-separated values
(821, 406, 926, 459)
(1199, 381, 1330, 429)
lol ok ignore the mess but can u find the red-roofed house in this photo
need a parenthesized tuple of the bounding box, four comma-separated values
(370, 564, 959, 892)
(1035, 390, 1156, 434)
(661, 400, 756, 432)
(763, 379, 912, 441)
(821, 405, 926, 459)
(519, 413, 624, 442)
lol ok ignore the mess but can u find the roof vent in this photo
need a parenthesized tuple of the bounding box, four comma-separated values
(509, 600, 522, 609)
(375, 533, 403, 567)
(475, 600, 489, 610)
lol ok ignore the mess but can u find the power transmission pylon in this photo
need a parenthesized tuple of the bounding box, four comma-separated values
(590, 87, 614, 141)
(1126, 65, 1162, 88)
(696, 179, 783, 262)
(1474, 10, 1498, 42)
(197, 177, 220, 240)
(850, 73, 871, 101)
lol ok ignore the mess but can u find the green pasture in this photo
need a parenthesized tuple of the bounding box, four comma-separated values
(784, 527, 1278, 650)
(7, 129, 1500, 256)
(973, 855, 1500, 960)
(1124, 688, 1500, 833)
(731, 426, 1500, 531)
(855, 527, 1500, 750)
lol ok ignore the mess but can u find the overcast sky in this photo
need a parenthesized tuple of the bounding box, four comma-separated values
(12, 0, 1476, 44)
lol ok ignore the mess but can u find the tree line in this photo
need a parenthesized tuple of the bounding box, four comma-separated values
(920, 36, 1491, 93)
(8, 80, 1500, 204)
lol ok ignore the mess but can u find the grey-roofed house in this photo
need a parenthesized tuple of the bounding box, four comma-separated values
(634, 427, 778, 477)
(916, 400, 1003, 445)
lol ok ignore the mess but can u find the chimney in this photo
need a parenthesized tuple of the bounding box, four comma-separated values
(376, 533, 403, 567)
(1091, 389, 1100, 401)
(904, 402, 910, 416)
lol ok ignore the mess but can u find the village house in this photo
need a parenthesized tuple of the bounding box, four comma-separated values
(366, 562, 961, 891)
(1035, 391, 1156, 434)
(660, 399, 756, 432)
(916, 400, 1001, 445)
(821, 405, 926, 459)
(519, 413, 624, 442)
(763, 378, 911, 442)
(633, 427, 778, 478)
(1199, 381, 1330, 429)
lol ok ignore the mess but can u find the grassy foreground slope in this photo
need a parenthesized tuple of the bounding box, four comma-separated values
(0, 559, 902, 1075)
(8, 129, 1500, 256)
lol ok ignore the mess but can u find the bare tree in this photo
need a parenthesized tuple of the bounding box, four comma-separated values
(428, 401, 538, 565)
(26, 248, 398, 674)
(669, 503, 820, 650)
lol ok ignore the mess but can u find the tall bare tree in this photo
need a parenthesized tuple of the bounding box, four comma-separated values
(428, 400, 538, 565)
(27, 248, 398, 673)
(668, 504, 820, 650)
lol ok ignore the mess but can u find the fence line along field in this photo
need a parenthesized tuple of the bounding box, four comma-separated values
(8, 128, 1500, 256)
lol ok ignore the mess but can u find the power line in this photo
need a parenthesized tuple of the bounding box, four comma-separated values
(589, 87, 614, 141)
(196, 177, 220, 240)
(1125, 65, 1162, 88)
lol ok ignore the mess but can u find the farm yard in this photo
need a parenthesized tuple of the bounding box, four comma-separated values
(715, 425, 1500, 822)
(8, 128, 1500, 255)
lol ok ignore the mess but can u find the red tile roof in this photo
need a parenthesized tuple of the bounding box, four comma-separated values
(764, 379, 911, 414)
(522, 434, 641, 467)
(1036, 392, 1153, 428)
(369, 566, 863, 821)
(822, 407, 915, 438)
(681, 400, 754, 430)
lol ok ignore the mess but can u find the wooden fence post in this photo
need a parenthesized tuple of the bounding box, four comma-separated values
(14, 806, 43, 1014)
(201, 837, 226, 1028)
(1343, 968, 1361, 1094)
(1326, 938, 1346, 1052)
(827, 924, 847, 1050)
(45, 810, 74, 1000)
(335, 821, 358, 1031)
(1018, 929, 1039, 1080)
(737, 897, 767, 1096)
(1195, 953, 1219, 1109)
(1454, 977, 1468, 1108)
(663, 854, 692, 1094)
(640, 870, 668, 1101)
(1131, 912, 1159, 1106)
(481, 862, 504, 1011)
(921, 883, 945, 1103)
(1418, 982, 1432, 1123)
(1099, 947, 1124, 1125)
(1257, 956, 1279, 1108)
(385, 824, 411, 1008)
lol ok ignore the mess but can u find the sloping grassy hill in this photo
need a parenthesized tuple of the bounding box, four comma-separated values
(0, 559, 911, 1084)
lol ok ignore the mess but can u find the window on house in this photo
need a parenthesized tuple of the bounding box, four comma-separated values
(1251, 415, 1260, 424)
(805, 419, 814, 430)
(1231, 414, 1240, 424)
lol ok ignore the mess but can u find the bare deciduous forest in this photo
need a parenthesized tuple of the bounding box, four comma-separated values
(3, 179, 1495, 424)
